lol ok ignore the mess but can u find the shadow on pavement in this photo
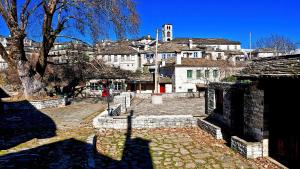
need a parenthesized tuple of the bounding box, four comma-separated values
(0, 104, 153, 168)
(0, 100, 57, 150)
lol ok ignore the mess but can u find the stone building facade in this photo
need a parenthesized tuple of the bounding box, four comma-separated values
(205, 54, 300, 168)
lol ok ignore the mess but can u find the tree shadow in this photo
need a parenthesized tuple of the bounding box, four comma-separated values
(0, 106, 153, 168)
(0, 100, 57, 150)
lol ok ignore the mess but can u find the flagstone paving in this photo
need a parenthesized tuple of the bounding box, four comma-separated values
(95, 128, 280, 169)
(123, 98, 205, 116)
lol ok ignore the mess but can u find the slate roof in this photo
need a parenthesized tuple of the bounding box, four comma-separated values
(97, 41, 138, 55)
(177, 58, 233, 67)
(238, 54, 300, 78)
(252, 48, 277, 53)
(172, 38, 241, 45)
(149, 42, 205, 53)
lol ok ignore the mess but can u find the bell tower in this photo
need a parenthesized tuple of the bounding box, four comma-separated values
(162, 24, 173, 42)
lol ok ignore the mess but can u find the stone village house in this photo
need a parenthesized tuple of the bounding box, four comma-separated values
(159, 54, 246, 93)
(206, 54, 300, 168)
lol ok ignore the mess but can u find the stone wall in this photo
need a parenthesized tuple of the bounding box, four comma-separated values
(113, 92, 131, 113)
(243, 84, 265, 141)
(231, 136, 263, 159)
(206, 82, 248, 129)
(135, 92, 204, 99)
(3, 98, 66, 111)
(93, 115, 197, 129)
(197, 119, 223, 139)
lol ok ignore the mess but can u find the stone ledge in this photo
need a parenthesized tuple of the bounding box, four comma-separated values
(3, 98, 66, 110)
(231, 136, 263, 159)
(93, 115, 197, 129)
(197, 119, 223, 139)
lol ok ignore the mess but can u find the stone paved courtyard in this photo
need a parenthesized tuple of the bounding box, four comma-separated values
(124, 98, 205, 116)
(95, 128, 280, 169)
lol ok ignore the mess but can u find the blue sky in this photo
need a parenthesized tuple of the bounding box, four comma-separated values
(1, 0, 300, 48)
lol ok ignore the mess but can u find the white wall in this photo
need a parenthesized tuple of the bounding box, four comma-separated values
(256, 53, 275, 58)
(207, 51, 226, 60)
(98, 54, 139, 71)
(174, 67, 220, 92)
(206, 44, 241, 51)
(165, 84, 172, 93)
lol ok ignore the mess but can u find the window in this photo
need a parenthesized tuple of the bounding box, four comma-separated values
(172, 53, 176, 57)
(121, 55, 125, 61)
(108, 55, 111, 62)
(227, 45, 230, 50)
(217, 53, 222, 60)
(187, 70, 193, 79)
(131, 55, 135, 61)
(213, 70, 219, 78)
(114, 83, 121, 90)
(114, 55, 118, 62)
(194, 52, 198, 58)
(196, 70, 202, 79)
(90, 83, 99, 91)
(167, 31, 171, 37)
(235, 45, 238, 50)
(167, 54, 171, 57)
(162, 54, 166, 59)
(205, 70, 210, 78)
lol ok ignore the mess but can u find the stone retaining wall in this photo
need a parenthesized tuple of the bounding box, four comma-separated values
(3, 98, 66, 110)
(93, 115, 197, 129)
(231, 136, 263, 158)
(135, 92, 203, 99)
(197, 119, 223, 139)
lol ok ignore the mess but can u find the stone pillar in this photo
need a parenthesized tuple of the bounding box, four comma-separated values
(243, 84, 264, 141)
(206, 88, 215, 115)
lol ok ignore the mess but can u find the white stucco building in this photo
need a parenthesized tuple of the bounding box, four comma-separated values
(96, 41, 141, 72)
(173, 57, 221, 92)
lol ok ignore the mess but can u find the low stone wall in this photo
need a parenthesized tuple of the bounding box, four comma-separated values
(93, 115, 197, 129)
(197, 119, 223, 139)
(113, 92, 131, 113)
(3, 98, 66, 110)
(135, 92, 203, 99)
(231, 136, 263, 159)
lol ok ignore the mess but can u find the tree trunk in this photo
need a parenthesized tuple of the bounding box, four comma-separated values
(8, 34, 44, 98)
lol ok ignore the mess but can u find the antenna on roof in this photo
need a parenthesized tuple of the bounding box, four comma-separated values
(249, 32, 252, 59)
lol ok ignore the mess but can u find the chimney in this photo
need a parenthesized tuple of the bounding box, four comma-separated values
(189, 39, 193, 49)
(176, 54, 182, 65)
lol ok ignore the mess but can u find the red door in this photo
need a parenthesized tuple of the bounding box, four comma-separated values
(160, 84, 165, 93)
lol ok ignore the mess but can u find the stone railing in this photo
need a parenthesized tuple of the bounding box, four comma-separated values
(93, 115, 197, 129)
(197, 119, 223, 139)
(113, 92, 131, 113)
(2, 98, 66, 111)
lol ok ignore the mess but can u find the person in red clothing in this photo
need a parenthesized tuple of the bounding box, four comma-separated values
(102, 85, 108, 97)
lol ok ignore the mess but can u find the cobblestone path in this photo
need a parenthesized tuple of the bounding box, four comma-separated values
(95, 128, 280, 169)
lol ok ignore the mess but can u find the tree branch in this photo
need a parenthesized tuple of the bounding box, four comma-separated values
(0, 42, 8, 62)
(55, 35, 90, 45)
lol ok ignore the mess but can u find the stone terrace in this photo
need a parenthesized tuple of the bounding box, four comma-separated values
(122, 98, 205, 116)
(95, 128, 280, 169)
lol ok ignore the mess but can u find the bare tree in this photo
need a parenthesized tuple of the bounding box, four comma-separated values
(256, 34, 296, 54)
(0, 0, 139, 98)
